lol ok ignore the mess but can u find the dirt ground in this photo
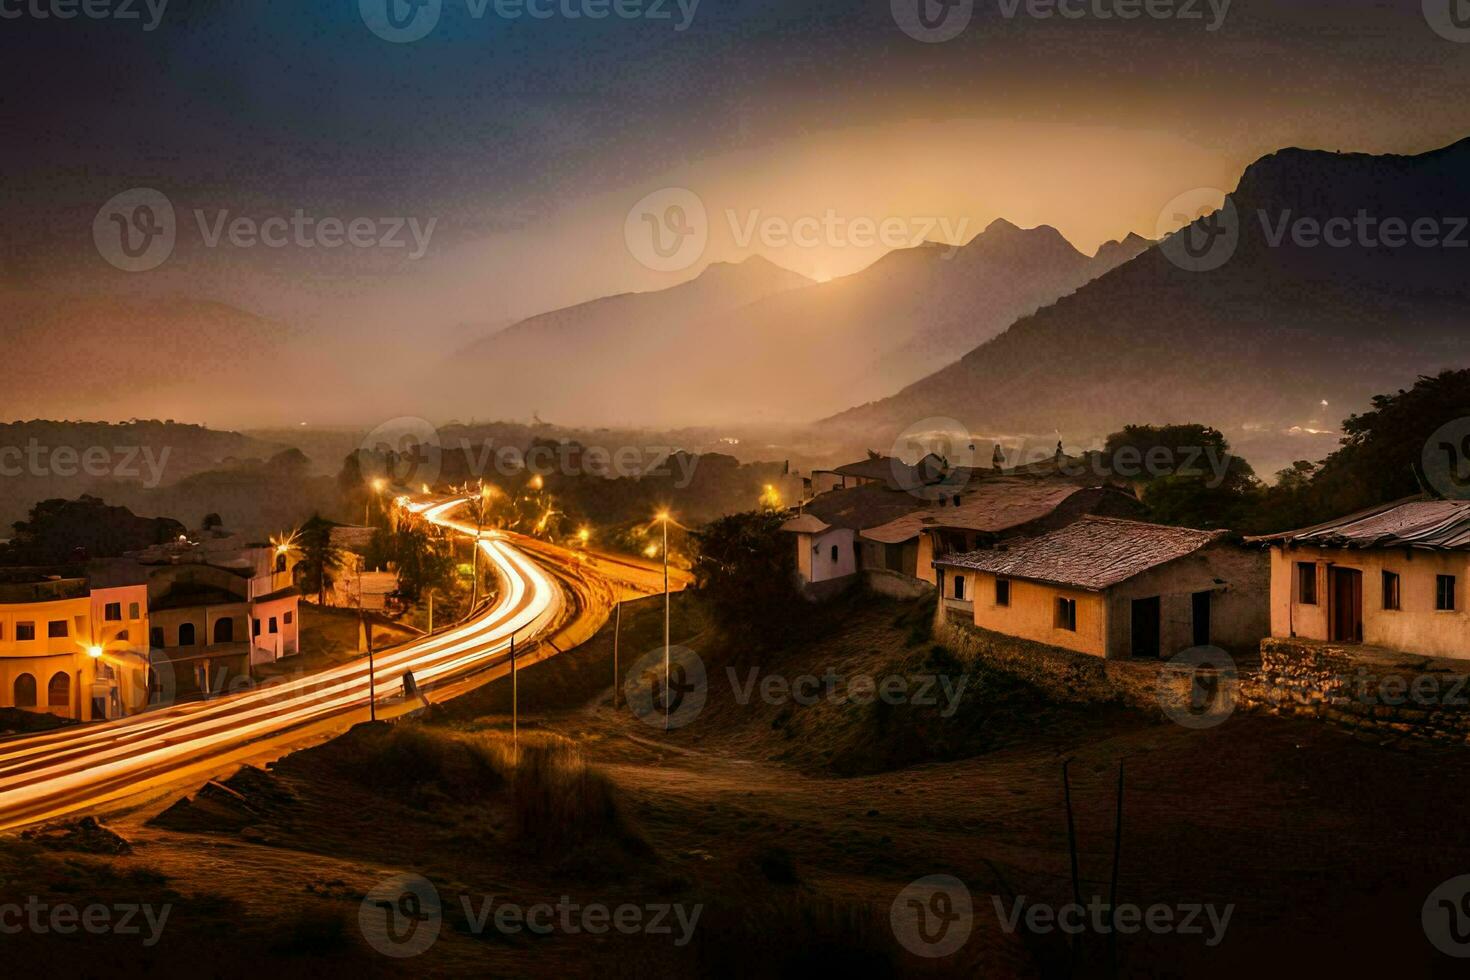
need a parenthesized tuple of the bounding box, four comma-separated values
(4, 591, 1470, 977)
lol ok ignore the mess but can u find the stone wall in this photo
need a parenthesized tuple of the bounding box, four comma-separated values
(1238, 637, 1470, 745)
(864, 569, 934, 600)
(934, 618, 1185, 713)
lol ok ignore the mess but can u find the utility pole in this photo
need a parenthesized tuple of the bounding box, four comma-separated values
(510, 633, 518, 752)
(427, 589, 434, 634)
(368, 616, 377, 723)
(612, 599, 622, 709)
(662, 514, 670, 732)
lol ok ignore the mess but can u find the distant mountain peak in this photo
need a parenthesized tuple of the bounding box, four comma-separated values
(696, 254, 809, 285)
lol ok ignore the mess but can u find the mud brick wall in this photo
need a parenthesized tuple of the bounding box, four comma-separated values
(1239, 638, 1470, 744)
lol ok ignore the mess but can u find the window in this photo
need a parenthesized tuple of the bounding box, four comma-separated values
(47, 620, 68, 638)
(129, 602, 141, 620)
(178, 623, 197, 646)
(16, 622, 35, 641)
(253, 618, 262, 637)
(269, 617, 279, 635)
(13, 674, 37, 708)
(214, 618, 234, 644)
(830, 545, 839, 563)
(953, 576, 965, 600)
(1056, 597, 1078, 632)
(996, 579, 1011, 607)
(283, 611, 294, 626)
(104, 602, 122, 621)
(1437, 575, 1457, 611)
(1297, 562, 1317, 605)
(48, 671, 71, 708)
(1382, 571, 1401, 611)
(149, 627, 165, 649)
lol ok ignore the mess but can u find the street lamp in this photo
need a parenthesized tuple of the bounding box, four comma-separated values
(367, 477, 387, 526)
(655, 510, 671, 731)
(87, 645, 103, 659)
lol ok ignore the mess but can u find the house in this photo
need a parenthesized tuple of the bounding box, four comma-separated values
(0, 561, 151, 721)
(145, 557, 301, 701)
(933, 516, 1268, 659)
(1247, 497, 1470, 659)
(811, 452, 950, 495)
(859, 481, 1146, 592)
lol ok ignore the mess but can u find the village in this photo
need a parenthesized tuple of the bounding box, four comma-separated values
(780, 444, 1470, 741)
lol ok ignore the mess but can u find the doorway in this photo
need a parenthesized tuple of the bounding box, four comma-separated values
(1131, 596, 1162, 659)
(1329, 567, 1363, 643)
(1192, 590, 1212, 647)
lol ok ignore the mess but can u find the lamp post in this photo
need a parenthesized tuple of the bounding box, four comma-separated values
(656, 510, 671, 731)
(471, 482, 495, 610)
(366, 477, 386, 526)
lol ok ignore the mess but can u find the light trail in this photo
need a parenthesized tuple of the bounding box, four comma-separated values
(0, 496, 561, 829)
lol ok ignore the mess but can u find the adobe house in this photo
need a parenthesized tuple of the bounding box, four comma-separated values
(1248, 497, 1470, 660)
(934, 516, 1268, 659)
(861, 480, 1146, 595)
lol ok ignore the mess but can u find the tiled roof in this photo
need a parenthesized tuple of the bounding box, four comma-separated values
(935, 516, 1226, 591)
(860, 480, 1086, 545)
(801, 483, 931, 531)
(1246, 497, 1470, 550)
(779, 514, 832, 535)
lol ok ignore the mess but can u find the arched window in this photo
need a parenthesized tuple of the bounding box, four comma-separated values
(179, 623, 197, 646)
(13, 674, 37, 708)
(47, 672, 70, 708)
(275, 553, 288, 573)
(214, 618, 234, 643)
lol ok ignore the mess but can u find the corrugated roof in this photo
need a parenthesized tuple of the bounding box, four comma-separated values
(1246, 497, 1470, 550)
(860, 481, 1085, 544)
(935, 516, 1226, 591)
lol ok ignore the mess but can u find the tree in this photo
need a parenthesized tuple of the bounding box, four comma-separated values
(1310, 369, 1470, 516)
(690, 510, 803, 649)
(365, 517, 455, 602)
(1, 496, 184, 565)
(1101, 424, 1257, 529)
(297, 514, 346, 605)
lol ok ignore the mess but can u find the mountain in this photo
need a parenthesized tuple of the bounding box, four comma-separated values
(448, 255, 813, 424)
(449, 220, 1139, 426)
(820, 138, 1470, 473)
(0, 289, 294, 423)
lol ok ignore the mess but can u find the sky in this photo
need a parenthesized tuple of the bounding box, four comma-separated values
(3, 0, 1469, 424)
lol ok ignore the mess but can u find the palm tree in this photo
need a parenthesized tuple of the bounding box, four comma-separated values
(297, 514, 346, 606)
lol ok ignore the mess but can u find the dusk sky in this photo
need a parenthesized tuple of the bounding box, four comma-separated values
(4, 0, 1469, 423)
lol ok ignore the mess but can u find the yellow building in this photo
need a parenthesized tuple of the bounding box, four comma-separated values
(1249, 498, 1470, 659)
(0, 562, 151, 721)
(934, 516, 1268, 659)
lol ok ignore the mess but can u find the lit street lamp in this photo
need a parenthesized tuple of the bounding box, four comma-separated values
(656, 509, 671, 731)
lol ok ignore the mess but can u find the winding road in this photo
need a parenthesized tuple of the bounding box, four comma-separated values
(0, 496, 603, 830)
